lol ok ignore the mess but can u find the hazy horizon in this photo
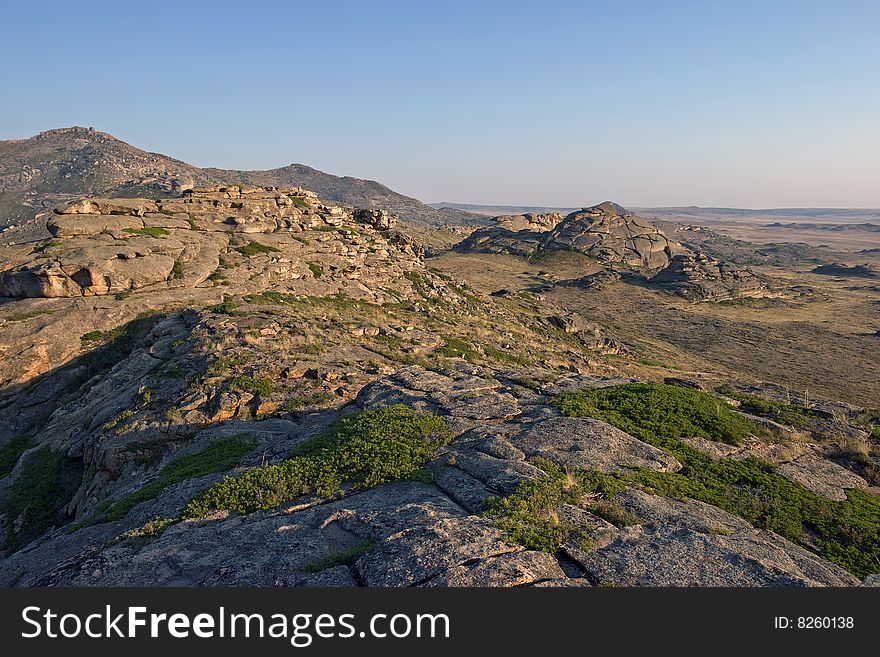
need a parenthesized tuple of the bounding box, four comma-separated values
(3, 1, 879, 208)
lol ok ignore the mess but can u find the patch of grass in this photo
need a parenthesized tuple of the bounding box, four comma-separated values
(170, 260, 183, 279)
(291, 235, 310, 245)
(236, 241, 280, 257)
(552, 383, 755, 447)
(483, 345, 531, 366)
(484, 459, 625, 552)
(3, 448, 81, 552)
(74, 434, 257, 529)
(306, 261, 323, 278)
(228, 374, 275, 397)
(114, 290, 132, 301)
(550, 383, 880, 578)
(435, 337, 481, 362)
(183, 406, 448, 517)
(103, 408, 136, 431)
(208, 299, 239, 314)
(186, 214, 197, 230)
(0, 435, 32, 479)
(30, 240, 61, 254)
(6, 309, 58, 322)
(284, 392, 334, 409)
(303, 540, 372, 573)
(243, 291, 300, 305)
(123, 227, 170, 238)
(204, 354, 249, 377)
(720, 390, 826, 429)
(290, 196, 309, 208)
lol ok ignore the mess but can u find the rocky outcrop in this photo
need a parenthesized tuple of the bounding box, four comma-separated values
(649, 252, 782, 302)
(811, 263, 878, 278)
(0, 186, 414, 299)
(557, 268, 621, 291)
(492, 212, 563, 233)
(456, 202, 687, 269)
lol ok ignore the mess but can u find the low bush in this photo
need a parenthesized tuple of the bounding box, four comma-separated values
(236, 241, 280, 257)
(183, 406, 448, 517)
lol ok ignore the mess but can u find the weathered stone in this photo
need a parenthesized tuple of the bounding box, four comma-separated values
(510, 416, 682, 473)
(776, 455, 868, 500)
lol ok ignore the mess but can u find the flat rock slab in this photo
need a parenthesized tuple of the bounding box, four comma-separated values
(776, 455, 868, 501)
(357, 516, 522, 587)
(510, 416, 681, 473)
(574, 524, 859, 587)
(422, 550, 565, 587)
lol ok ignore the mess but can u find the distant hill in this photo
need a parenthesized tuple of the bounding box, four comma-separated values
(0, 127, 482, 230)
(433, 201, 880, 223)
(430, 201, 580, 216)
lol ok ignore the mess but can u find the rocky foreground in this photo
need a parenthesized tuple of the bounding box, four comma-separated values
(0, 186, 878, 587)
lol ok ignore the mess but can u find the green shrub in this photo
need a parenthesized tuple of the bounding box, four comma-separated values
(484, 459, 625, 552)
(3, 448, 81, 552)
(236, 241, 280, 257)
(183, 406, 448, 517)
(6, 309, 58, 322)
(306, 261, 323, 278)
(720, 391, 825, 428)
(208, 299, 239, 315)
(243, 291, 300, 305)
(0, 435, 32, 478)
(123, 227, 169, 238)
(552, 383, 755, 447)
(435, 337, 481, 362)
(302, 540, 372, 573)
(170, 260, 184, 279)
(228, 374, 275, 397)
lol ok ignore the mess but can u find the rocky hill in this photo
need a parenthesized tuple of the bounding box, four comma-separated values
(648, 253, 796, 302)
(456, 202, 688, 269)
(0, 127, 480, 234)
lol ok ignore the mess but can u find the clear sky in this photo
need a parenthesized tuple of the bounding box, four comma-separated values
(2, 0, 878, 208)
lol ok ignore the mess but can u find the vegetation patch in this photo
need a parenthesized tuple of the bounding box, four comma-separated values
(306, 261, 324, 278)
(548, 383, 880, 578)
(228, 374, 275, 397)
(552, 383, 755, 447)
(720, 390, 826, 428)
(236, 241, 280, 257)
(208, 299, 239, 314)
(243, 291, 301, 305)
(435, 337, 481, 362)
(284, 392, 334, 409)
(6, 309, 58, 323)
(0, 435, 32, 479)
(302, 540, 372, 573)
(123, 227, 169, 238)
(3, 448, 81, 552)
(183, 406, 448, 518)
(484, 459, 626, 552)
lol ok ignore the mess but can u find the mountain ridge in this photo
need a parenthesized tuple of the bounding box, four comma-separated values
(0, 127, 484, 231)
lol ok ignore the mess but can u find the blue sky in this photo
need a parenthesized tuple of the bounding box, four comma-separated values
(2, 0, 878, 207)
